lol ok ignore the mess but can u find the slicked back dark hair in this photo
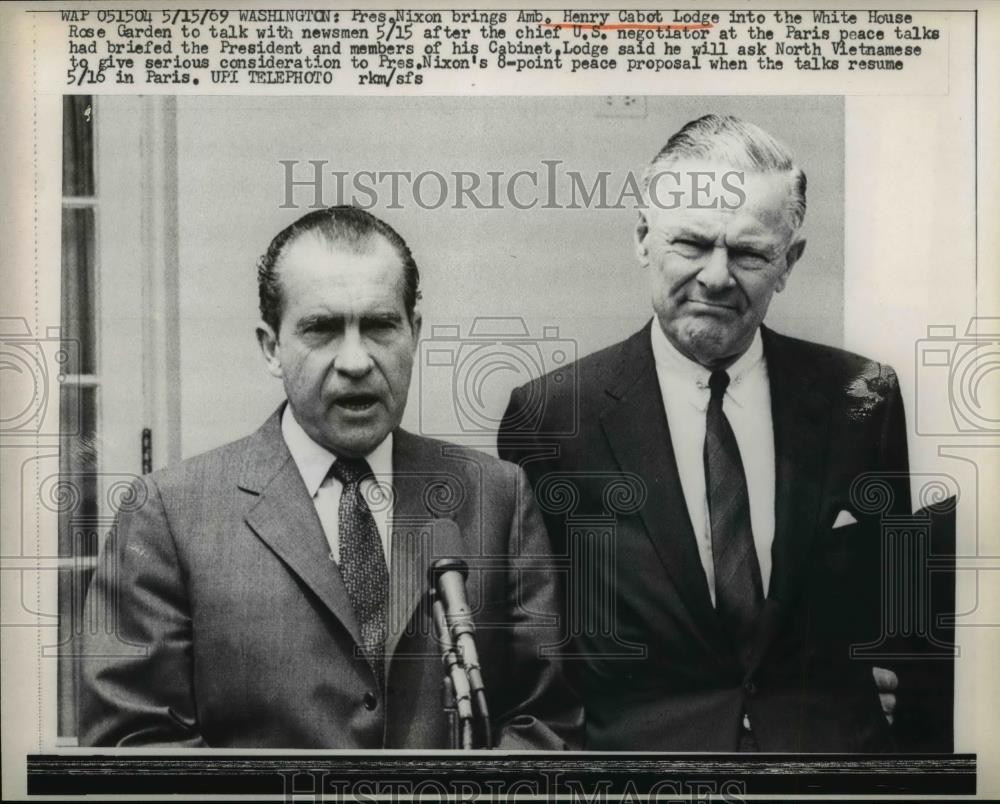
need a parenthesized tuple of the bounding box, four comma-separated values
(257, 206, 421, 334)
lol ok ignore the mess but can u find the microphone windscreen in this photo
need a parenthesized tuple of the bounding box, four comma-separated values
(428, 517, 464, 559)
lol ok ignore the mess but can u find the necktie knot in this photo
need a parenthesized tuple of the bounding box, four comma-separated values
(329, 457, 373, 487)
(708, 370, 731, 401)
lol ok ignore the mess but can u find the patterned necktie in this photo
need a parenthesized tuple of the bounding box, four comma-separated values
(704, 369, 764, 669)
(330, 457, 389, 689)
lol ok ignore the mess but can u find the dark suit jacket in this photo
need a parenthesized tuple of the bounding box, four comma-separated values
(498, 323, 911, 752)
(80, 409, 581, 748)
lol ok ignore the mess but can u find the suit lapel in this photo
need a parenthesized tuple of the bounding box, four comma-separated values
(384, 429, 456, 662)
(762, 327, 832, 606)
(239, 409, 362, 646)
(599, 324, 730, 661)
(747, 328, 833, 673)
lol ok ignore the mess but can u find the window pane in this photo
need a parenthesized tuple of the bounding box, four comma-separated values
(59, 384, 98, 557)
(61, 207, 97, 375)
(62, 95, 94, 197)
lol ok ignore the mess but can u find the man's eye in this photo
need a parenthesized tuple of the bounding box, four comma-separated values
(299, 320, 346, 340)
(732, 250, 769, 267)
(672, 239, 705, 254)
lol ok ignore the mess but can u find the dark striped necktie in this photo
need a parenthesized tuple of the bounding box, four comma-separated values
(704, 369, 764, 669)
(330, 457, 389, 689)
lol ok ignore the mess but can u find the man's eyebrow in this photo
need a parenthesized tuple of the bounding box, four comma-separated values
(295, 310, 404, 330)
(363, 311, 403, 322)
(727, 236, 776, 253)
(669, 226, 713, 240)
(295, 312, 343, 331)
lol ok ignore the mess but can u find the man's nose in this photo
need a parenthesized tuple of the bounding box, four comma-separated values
(334, 328, 374, 377)
(696, 246, 734, 292)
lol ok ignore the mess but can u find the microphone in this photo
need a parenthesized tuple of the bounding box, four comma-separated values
(427, 519, 491, 748)
(429, 556, 484, 695)
(432, 597, 474, 721)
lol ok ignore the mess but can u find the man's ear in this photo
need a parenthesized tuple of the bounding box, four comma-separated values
(409, 310, 423, 347)
(634, 212, 650, 264)
(256, 322, 284, 379)
(776, 236, 806, 293)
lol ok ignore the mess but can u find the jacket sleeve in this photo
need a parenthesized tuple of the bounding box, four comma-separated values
(492, 466, 583, 750)
(878, 364, 912, 515)
(876, 366, 954, 751)
(79, 475, 207, 747)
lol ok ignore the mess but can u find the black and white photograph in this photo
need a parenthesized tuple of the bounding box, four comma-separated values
(0, 2, 996, 801)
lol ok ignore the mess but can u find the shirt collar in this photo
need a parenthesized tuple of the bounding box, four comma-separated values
(650, 321, 766, 409)
(281, 405, 394, 497)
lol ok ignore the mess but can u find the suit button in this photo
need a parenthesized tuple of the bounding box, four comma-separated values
(363, 692, 378, 711)
(744, 680, 758, 696)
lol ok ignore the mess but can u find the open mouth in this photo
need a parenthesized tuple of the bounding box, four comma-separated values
(333, 394, 379, 413)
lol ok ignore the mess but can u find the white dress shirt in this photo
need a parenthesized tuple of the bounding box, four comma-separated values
(650, 324, 776, 604)
(281, 406, 394, 567)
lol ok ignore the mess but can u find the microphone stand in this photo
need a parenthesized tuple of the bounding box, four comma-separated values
(429, 554, 493, 749)
(431, 594, 474, 749)
(440, 674, 458, 748)
(458, 638, 491, 749)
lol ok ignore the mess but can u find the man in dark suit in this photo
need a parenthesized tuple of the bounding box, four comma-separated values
(499, 115, 911, 751)
(80, 206, 581, 748)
